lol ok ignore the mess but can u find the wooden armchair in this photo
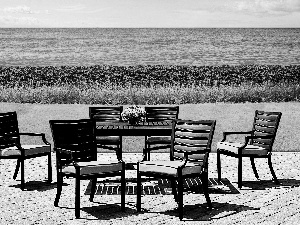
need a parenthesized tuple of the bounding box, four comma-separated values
(49, 119, 125, 218)
(89, 106, 123, 159)
(144, 106, 179, 156)
(217, 110, 282, 188)
(137, 119, 216, 220)
(0, 111, 52, 190)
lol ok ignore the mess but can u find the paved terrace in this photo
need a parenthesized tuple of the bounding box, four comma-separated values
(1, 152, 300, 225)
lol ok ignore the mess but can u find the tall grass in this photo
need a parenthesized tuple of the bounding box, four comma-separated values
(0, 83, 299, 104)
(1, 65, 299, 104)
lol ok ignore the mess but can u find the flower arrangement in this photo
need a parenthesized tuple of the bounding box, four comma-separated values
(121, 105, 146, 125)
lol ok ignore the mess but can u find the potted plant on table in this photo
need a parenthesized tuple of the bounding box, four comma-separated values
(121, 105, 146, 125)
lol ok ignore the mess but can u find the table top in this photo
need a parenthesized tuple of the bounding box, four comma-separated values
(95, 121, 172, 136)
(96, 121, 171, 129)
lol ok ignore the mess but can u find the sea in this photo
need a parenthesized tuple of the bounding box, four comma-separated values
(0, 28, 299, 67)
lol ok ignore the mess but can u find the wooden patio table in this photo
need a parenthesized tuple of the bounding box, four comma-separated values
(95, 121, 172, 166)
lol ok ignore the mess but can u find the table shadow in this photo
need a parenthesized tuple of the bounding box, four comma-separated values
(84, 177, 239, 195)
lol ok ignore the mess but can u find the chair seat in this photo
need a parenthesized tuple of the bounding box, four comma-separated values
(146, 136, 171, 144)
(62, 160, 123, 175)
(139, 160, 204, 176)
(96, 136, 121, 144)
(0, 145, 51, 157)
(217, 142, 268, 156)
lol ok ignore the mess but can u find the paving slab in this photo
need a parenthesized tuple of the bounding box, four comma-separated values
(1, 152, 300, 224)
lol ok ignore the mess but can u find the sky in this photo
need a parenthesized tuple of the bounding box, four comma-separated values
(0, 0, 300, 28)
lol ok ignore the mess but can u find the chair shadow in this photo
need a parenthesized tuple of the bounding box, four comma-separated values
(239, 178, 300, 190)
(68, 204, 136, 220)
(208, 177, 240, 194)
(158, 201, 260, 221)
(10, 181, 67, 191)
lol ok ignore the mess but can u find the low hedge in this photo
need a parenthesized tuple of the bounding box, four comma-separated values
(0, 65, 299, 88)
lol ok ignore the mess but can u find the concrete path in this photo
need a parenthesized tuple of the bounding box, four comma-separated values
(1, 152, 300, 225)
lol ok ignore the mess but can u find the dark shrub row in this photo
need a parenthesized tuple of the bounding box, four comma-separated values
(0, 65, 299, 88)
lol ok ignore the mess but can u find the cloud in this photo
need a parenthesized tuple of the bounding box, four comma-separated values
(3, 5, 49, 15)
(4, 6, 34, 14)
(0, 15, 39, 26)
(235, 0, 300, 15)
(55, 4, 86, 12)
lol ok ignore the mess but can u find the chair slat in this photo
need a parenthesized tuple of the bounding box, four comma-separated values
(174, 145, 208, 152)
(256, 114, 280, 121)
(176, 124, 212, 131)
(175, 138, 209, 145)
(254, 126, 276, 134)
(175, 131, 210, 138)
(174, 152, 205, 160)
(255, 120, 277, 127)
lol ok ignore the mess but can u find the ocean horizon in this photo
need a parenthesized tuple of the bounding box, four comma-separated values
(0, 28, 299, 67)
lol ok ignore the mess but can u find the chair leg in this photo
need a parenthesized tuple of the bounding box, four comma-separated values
(20, 159, 25, 190)
(121, 164, 126, 211)
(177, 176, 183, 221)
(147, 145, 150, 161)
(136, 169, 142, 212)
(75, 176, 81, 219)
(118, 141, 123, 160)
(250, 157, 259, 180)
(268, 156, 279, 184)
(217, 150, 221, 181)
(54, 172, 63, 207)
(201, 172, 212, 209)
(48, 153, 52, 183)
(13, 159, 21, 180)
(238, 157, 243, 189)
(119, 137, 123, 160)
(89, 178, 97, 202)
(171, 179, 178, 202)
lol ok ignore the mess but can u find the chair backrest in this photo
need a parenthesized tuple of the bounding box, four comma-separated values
(89, 106, 123, 122)
(145, 106, 179, 122)
(49, 119, 96, 167)
(0, 111, 20, 149)
(171, 119, 216, 165)
(251, 110, 282, 151)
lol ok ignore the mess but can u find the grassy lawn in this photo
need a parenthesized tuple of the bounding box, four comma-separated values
(0, 102, 298, 152)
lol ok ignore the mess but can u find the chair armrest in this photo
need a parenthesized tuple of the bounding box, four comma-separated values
(0, 135, 24, 151)
(177, 153, 189, 169)
(176, 150, 210, 169)
(139, 148, 149, 162)
(19, 132, 50, 145)
(140, 147, 158, 161)
(115, 153, 124, 163)
(222, 131, 252, 142)
(244, 134, 275, 149)
(54, 147, 78, 166)
(245, 135, 275, 141)
(235, 135, 275, 154)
